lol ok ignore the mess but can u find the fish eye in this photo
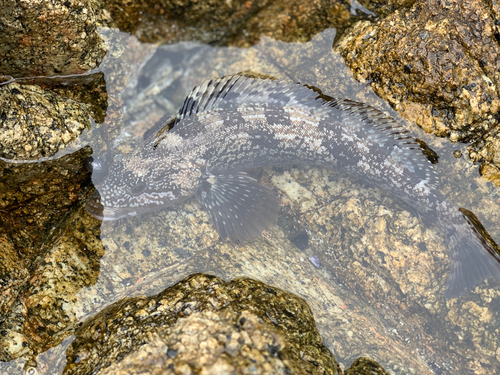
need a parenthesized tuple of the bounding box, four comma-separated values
(131, 181, 147, 195)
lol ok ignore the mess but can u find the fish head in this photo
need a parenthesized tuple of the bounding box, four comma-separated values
(86, 143, 203, 221)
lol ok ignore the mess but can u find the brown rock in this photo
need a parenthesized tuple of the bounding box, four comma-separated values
(355, 0, 416, 17)
(0, 227, 29, 319)
(0, 204, 105, 366)
(344, 357, 389, 375)
(0, 148, 93, 262)
(64, 274, 342, 375)
(94, 0, 355, 47)
(0, 0, 105, 77)
(336, 0, 500, 183)
(0, 80, 99, 161)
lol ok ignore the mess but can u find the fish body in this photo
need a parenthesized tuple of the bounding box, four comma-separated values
(87, 74, 500, 299)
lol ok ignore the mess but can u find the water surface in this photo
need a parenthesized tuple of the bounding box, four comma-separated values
(4, 28, 500, 375)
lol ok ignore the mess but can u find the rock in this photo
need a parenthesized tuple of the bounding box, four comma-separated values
(64, 274, 342, 375)
(0, 30, 156, 369)
(0, 148, 93, 262)
(0, 82, 93, 160)
(471, 128, 500, 186)
(344, 357, 389, 375)
(335, 0, 500, 184)
(0, 0, 105, 77)
(479, 163, 500, 186)
(0, 226, 30, 319)
(0, 203, 105, 367)
(93, 0, 358, 47)
(355, 0, 416, 17)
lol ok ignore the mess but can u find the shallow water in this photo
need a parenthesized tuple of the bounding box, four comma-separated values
(3, 28, 500, 375)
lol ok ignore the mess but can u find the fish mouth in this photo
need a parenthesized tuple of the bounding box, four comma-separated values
(85, 191, 131, 221)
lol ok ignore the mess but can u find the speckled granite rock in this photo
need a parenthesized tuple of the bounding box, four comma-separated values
(64, 274, 342, 375)
(0, 148, 93, 262)
(335, 0, 500, 185)
(0, 204, 104, 367)
(0, 79, 103, 367)
(0, 0, 105, 77)
(0, 226, 30, 318)
(0, 83, 93, 160)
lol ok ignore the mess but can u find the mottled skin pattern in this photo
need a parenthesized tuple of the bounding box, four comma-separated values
(87, 75, 500, 299)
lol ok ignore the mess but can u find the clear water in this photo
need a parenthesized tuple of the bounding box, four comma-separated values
(3, 28, 500, 375)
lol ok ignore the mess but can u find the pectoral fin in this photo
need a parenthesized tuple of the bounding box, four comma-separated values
(196, 172, 280, 243)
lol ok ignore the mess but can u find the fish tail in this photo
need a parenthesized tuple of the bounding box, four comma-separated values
(436, 199, 500, 299)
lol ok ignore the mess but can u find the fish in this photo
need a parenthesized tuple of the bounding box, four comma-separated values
(86, 74, 500, 299)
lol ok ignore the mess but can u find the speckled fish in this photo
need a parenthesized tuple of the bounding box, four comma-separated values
(86, 74, 500, 299)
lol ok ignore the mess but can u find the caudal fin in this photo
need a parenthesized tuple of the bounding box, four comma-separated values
(441, 206, 500, 300)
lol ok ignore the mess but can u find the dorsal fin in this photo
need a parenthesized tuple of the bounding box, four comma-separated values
(329, 99, 439, 188)
(169, 74, 438, 189)
(173, 74, 323, 127)
(331, 99, 421, 147)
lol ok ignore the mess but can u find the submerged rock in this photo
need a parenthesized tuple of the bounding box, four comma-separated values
(344, 357, 389, 375)
(0, 177, 105, 367)
(64, 274, 342, 375)
(0, 226, 30, 319)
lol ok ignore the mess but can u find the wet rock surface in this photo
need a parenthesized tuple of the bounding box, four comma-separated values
(64, 273, 342, 375)
(344, 357, 389, 375)
(0, 0, 105, 77)
(0, 148, 93, 263)
(0, 226, 30, 318)
(0, 151, 92, 340)
(0, 83, 93, 160)
(93, 0, 367, 47)
(0, 200, 105, 367)
(335, 0, 500, 184)
(0, 29, 156, 371)
(356, 0, 415, 17)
